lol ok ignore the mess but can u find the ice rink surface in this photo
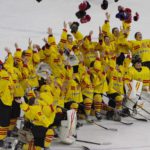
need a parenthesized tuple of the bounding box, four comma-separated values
(0, 0, 150, 149)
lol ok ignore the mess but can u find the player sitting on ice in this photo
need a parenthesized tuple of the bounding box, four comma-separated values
(124, 54, 150, 115)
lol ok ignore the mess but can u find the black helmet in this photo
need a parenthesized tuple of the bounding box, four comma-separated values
(132, 54, 142, 64)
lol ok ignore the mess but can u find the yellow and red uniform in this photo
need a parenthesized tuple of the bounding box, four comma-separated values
(124, 66, 150, 88)
(128, 39, 150, 63)
(91, 60, 108, 113)
(107, 66, 125, 110)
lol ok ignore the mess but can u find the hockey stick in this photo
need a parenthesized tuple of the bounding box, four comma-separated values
(76, 139, 111, 145)
(86, 120, 118, 131)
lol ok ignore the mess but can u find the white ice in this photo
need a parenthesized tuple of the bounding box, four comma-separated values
(0, 0, 150, 149)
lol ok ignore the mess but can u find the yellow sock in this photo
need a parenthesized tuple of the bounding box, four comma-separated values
(94, 94, 102, 112)
(0, 126, 9, 140)
(44, 129, 54, 148)
(9, 118, 17, 131)
(84, 98, 92, 116)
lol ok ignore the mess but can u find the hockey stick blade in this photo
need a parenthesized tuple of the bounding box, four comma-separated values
(107, 128, 118, 131)
(76, 139, 111, 146)
(120, 121, 133, 125)
(130, 115, 148, 122)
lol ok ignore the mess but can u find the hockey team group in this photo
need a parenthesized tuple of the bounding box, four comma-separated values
(0, 2, 150, 150)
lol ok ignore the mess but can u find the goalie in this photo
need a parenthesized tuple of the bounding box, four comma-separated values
(124, 54, 150, 115)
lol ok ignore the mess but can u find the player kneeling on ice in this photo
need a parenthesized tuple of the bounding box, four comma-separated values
(106, 65, 126, 121)
(124, 54, 150, 115)
(15, 96, 55, 150)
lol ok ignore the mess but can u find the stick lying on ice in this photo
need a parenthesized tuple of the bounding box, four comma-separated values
(76, 139, 111, 145)
(86, 120, 118, 131)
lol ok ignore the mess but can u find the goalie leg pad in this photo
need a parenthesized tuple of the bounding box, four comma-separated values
(59, 110, 77, 144)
